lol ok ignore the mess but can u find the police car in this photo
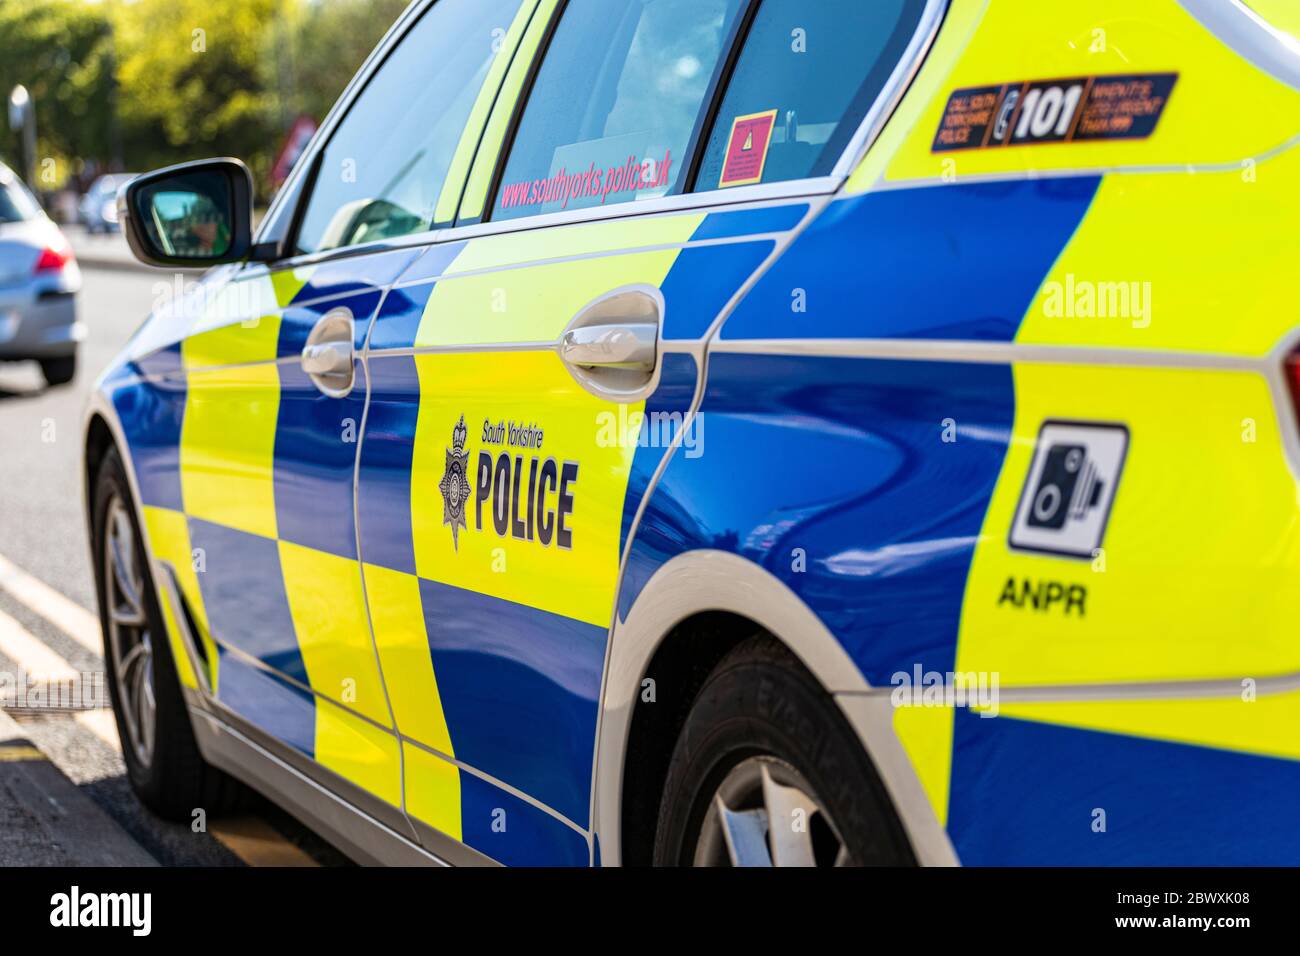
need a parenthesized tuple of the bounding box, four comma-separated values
(84, 0, 1300, 865)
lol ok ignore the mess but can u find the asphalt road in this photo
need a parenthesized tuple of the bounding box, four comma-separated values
(0, 246, 347, 866)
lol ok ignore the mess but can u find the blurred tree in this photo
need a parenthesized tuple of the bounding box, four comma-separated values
(287, 0, 411, 123)
(112, 0, 280, 186)
(0, 0, 413, 199)
(0, 0, 116, 187)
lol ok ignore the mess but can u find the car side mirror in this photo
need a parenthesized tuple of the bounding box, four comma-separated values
(119, 158, 260, 268)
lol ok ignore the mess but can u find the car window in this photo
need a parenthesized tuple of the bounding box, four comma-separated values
(493, 0, 746, 222)
(0, 174, 40, 224)
(697, 0, 928, 189)
(295, 0, 526, 256)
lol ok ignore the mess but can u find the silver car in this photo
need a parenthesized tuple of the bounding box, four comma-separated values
(79, 173, 138, 233)
(0, 163, 81, 386)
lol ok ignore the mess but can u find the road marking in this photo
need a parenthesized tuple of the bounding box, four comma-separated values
(0, 711, 159, 866)
(0, 745, 46, 762)
(0, 606, 117, 749)
(0, 553, 321, 867)
(74, 706, 120, 749)
(0, 552, 102, 655)
(209, 818, 321, 868)
(0, 606, 80, 682)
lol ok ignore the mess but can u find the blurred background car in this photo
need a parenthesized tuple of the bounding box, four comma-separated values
(78, 173, 137, 234)
(0, 162, 81, 387)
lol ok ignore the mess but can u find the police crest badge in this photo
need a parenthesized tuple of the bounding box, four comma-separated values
(439, 415, 472, 550)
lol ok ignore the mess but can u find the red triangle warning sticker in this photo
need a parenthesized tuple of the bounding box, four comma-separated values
(720, 109, 778, 188)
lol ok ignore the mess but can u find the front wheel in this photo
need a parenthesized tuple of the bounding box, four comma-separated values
(93, 447, 244, 820)
(653, 636, 915, 866)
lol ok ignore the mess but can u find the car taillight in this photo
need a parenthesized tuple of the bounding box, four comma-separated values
(1286, 354, 1300, 423)
(34, 242, 72, 274)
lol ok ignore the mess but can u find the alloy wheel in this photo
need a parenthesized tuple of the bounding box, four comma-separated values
(104, 494, 156, 769)
(692, 755, 850, 866)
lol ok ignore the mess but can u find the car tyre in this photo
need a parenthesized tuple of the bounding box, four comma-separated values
(653, 635, 916, 866)
(40, 355, 76, 387)
(92, 447, 245, 821)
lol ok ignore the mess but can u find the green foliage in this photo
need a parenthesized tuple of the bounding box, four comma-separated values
(114, 0, 282, 185)
(286, 0, 413, 125)
(1, 0, 412, 198)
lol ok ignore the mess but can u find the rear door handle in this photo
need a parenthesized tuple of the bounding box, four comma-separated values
(558, 287, 662, 400)
(302, 307, 355, 398)
(559, 322, 657, 370)
(302, 340, 352, 376)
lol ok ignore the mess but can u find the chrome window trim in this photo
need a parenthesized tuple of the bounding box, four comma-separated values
(385, 226, 805, 296)
(830, 0, 951, 178)
(439, 176, 836, 243)
(270, 177, 835, 274)
(1179, 0, 1300, 92)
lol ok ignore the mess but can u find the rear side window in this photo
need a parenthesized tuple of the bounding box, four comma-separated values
(697, 0, 928, 189)
(295, 0, 525, 255)
(493, 0, 747, 222)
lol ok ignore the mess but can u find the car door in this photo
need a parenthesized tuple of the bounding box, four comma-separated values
(150, 0, 533, 834)
(356, 0, 837, 865)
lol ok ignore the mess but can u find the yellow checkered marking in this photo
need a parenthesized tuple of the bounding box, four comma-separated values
(959, 361, 1300, 687)
(281, 542, 392, 728)
(410, 350, 640, 627)
(364, 564, 455, 755)
(403, 742, 463, 841)
(143, 504, 403, 805)
(995, 689, 1300, 763)
(142, 506, 217, 691)
(180, 362, 282, 539)
(443, 213, 706, 276)
(415, 214, 701, 348)
(178, 269, 299, 538)
(894, 686, 1300, 830)
(165, 266, 405, 806)
(892, 703, 955, 826)
(1017, 143, 1300, 357)
(402, 213, 702, 623)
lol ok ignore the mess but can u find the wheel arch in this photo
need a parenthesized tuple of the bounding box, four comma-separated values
(594, 549, 959, 866)
(83, 411, 116, 522)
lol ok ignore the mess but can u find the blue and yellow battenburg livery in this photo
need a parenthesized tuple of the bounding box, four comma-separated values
(88, 0, 1300, 865)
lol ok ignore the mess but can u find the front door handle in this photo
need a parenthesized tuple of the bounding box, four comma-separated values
(559, 322, 657, 370)
(302, 307, 355, 398)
